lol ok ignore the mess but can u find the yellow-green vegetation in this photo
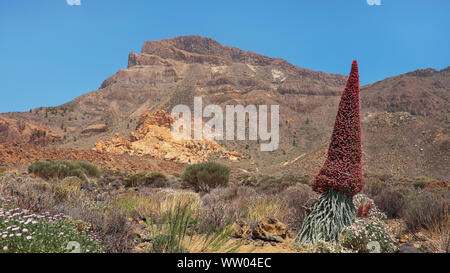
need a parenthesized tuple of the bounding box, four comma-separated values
(51, 177, 86, 201)
(112, 190, 201, 219)
(147, 203, 241, 253)
(245, 196, 283, 224)
(28, 160, 100, 180)
(0, 167, 6, 176)
(181, 162, 230, 192)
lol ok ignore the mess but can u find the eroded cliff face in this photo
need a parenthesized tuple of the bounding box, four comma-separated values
(0, 116, 61, 145)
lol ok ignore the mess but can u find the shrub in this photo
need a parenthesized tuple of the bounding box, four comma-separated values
(278, 185, 318, 231)
(113, 190, 201, 220)
(0, 174, 59, 212)
(28, 160, 100, 180)
(0, 205, 102, 253)
(362, 176, 385, 197)
(147, 203, 195, 253)
(403, 191, 449, 232)
(245, 195, 283, 225)
(411, 176, 437, 190)
(339, 217, 396, 253)
(147, 202, 241, 253)
(1, 173, 133, 253)
(181, 162, 230, 192)
(199, 186, 255, 232)
(57, 206, 134, 253)
(256, 174, 310, 194)
(373, 188, 405, 218)
(353, 194, 387, 220)
(124, 171, 168, 188)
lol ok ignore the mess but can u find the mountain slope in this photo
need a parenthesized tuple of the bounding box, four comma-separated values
(1, 36, 448, 179)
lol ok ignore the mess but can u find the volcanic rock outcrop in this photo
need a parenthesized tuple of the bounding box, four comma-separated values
(0, 116, 61, 145)
(94, 110, 240, 164)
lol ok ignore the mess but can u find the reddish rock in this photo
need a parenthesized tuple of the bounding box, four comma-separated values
(0, 116, 61, 145)
(81, 123, 109, 134)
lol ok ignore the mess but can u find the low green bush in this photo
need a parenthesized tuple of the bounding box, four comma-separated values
(181, 162, 230, 192)
(339, 217, 396, 253)
(257, 174, 310, 194)
(28, 160, 100, 180)
(124, 171, 167, 188)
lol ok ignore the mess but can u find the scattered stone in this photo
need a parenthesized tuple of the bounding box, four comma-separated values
(134, 226, 152, 242)
(252, 217, 287, 242)
(134, 242, 151, 253)
(255, 240, 265, 247)
(397, 243, 422, 253)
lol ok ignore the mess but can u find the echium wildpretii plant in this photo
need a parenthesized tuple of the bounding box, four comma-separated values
(295, 60, 364, 243)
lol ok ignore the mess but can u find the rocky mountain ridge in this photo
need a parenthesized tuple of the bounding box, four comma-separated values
(0, 36, 448, 179)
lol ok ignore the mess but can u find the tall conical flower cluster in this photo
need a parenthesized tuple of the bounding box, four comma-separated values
(312, 60, 364, 197)
(296, 60, 364, 243)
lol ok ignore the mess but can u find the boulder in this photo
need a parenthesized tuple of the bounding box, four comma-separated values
(252, 217, 287, 242)
(232, 219, 252, 239)
(397, 243, 422, 253)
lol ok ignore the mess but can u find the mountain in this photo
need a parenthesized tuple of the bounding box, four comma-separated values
(1, 36, 448, 179)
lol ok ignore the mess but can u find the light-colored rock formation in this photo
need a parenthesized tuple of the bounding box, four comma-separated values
(94, 110, 240, 164)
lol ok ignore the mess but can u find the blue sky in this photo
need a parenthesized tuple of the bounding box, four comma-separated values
(0, 0, 449, 113)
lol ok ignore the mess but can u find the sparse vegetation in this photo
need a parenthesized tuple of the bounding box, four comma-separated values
(124, 171, 168, 188)
(0, 159, 447, 253)
(28, 160, 100, 180)
(113, 190, 201, 219)
(147, 202, 241, 253)
(255, 174, 309, 194)
(373, 188, 405, 218)
(403, 190, 449, 232)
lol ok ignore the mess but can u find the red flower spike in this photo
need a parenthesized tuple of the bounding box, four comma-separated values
(312, 60, 365, 196)
(357, 203, 372, 218)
